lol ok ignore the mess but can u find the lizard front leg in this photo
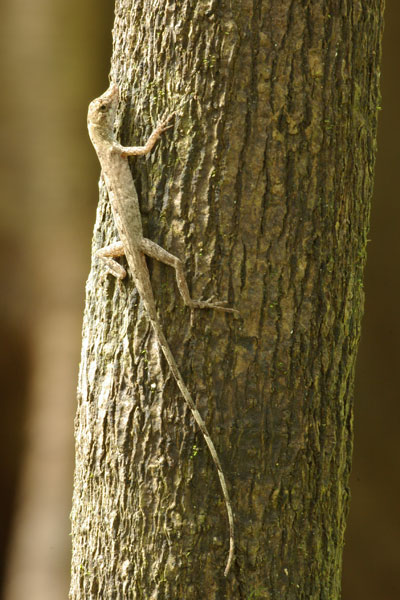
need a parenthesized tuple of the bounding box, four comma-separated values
(115, 113, 175, 157)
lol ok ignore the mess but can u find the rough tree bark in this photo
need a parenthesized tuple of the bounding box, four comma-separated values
(70, 1, 384, 598)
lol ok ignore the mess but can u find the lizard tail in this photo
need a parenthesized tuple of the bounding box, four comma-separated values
(149, 316, 234, 577)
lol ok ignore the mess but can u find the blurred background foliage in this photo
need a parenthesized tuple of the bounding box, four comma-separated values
(0, 1, 397, 598)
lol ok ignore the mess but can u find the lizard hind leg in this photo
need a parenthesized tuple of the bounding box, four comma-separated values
(139, 237, 238, 314)
(96, 240, 127, 280)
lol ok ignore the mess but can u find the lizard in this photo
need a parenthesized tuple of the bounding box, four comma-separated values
(87, 83, 236, 576)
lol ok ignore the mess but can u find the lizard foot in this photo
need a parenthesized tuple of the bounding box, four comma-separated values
(157, 111, 175, 132)
(190, 299, 239, 314)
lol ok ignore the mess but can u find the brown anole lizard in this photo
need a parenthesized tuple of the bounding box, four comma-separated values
(87, 84, 236, 576)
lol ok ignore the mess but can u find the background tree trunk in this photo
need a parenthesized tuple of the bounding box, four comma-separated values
(0, 1, 112, 599)
(70, 1, 384, 598)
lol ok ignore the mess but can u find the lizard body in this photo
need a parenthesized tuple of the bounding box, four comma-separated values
(87, 84, 235, 576)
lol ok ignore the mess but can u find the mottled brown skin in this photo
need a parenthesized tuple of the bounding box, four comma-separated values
(88, 84, 236, 576)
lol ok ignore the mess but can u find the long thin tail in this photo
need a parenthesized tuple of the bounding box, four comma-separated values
(149, 316, 234, 576)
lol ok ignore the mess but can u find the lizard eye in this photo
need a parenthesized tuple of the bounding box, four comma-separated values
(99, 104, 107, 111)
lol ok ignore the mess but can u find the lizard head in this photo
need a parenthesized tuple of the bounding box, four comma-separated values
(87, 83, 119, 133)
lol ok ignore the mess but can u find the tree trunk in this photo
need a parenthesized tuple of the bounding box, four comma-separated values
(70, 1, 384, 598)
